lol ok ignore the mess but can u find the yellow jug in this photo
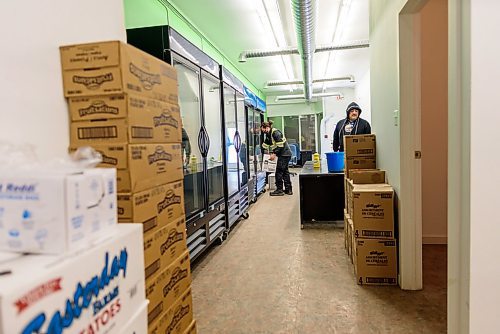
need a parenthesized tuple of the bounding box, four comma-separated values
(190, 155, 197, 172)
(313, 152, 320, 169)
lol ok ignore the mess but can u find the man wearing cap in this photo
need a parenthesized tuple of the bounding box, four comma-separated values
(332, 102, 371, 152)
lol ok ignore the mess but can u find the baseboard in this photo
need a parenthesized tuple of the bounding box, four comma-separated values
(422, 235, 448, 245)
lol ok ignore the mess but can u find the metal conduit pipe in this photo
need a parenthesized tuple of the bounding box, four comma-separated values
(266, 75, 355, 87)
(315, 40, 370, 53)
(238, 48, 299, 62)
(291, 0, 316, 101)
(238, 41, 369, 62)
(275, 91, 342, 101)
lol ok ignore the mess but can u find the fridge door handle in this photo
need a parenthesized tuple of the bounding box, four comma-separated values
(202, 126, 210, 158)
(234, 131, 241, 152)
(198, 126, 205, 157)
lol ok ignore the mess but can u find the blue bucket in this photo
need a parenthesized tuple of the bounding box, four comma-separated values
(325, 152, 345, 172)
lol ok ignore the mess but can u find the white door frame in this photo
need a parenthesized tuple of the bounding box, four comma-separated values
(448, 0, 470, 332)
(398, 0, 427, 291)
(399, 0, 470, 330)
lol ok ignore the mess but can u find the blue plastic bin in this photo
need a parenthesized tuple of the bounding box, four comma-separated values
(325, 152, 345, 172)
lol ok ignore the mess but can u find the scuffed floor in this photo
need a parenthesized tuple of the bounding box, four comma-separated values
(191, 177, 447, 333)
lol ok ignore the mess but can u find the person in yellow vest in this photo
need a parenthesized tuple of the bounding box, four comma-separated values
(261, 121, 293, 196)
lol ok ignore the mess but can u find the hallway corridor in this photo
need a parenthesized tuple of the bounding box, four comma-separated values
(191, 178, 447, 333)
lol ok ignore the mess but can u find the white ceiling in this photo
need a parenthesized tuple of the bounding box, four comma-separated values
(170, 0, 369, 97)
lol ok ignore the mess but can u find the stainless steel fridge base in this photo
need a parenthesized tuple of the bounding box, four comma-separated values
(186, 201, 227, 263)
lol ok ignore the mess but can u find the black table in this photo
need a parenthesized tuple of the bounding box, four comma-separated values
(299, 161, 345, 228)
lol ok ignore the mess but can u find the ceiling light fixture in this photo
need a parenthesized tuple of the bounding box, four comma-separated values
(255, 0, 294, 85)
(322, 0, 353, 91)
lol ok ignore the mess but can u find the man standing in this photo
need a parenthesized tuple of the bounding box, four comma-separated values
(261, 121, 293, 196)
(332, 102, 371, 152)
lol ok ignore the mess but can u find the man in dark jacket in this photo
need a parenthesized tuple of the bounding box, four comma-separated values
(332, 102, 371, 152)
(261, 121, 293, 196)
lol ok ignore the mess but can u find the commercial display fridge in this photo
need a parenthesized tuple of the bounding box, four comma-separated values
(127, 26, 226, 262)
(221, 67, 250, 229)
(243, 87, 266, 201)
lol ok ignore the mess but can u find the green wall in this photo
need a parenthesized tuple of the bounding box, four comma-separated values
(123, 0, 265, 100)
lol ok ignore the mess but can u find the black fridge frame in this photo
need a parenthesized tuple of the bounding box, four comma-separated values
(126, 25, 227, 262)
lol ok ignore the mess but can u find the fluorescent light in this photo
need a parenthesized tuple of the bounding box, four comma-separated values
(322, 0, 353, 90)
(255, 0, 294, 81)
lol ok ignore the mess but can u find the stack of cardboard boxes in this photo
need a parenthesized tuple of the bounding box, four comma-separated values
(0, 163, 147, 332)
(60, 41, 197, 333)
(343, 135, 398, 286)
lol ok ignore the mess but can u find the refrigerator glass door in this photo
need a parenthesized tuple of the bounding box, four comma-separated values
(247, 107, 256, 177)
(174, 60, 205, 218)
(223, 85, 239, 197)
(254, 112, 263, 172)
(202, 75, 224, 206)
(236, 92, 248, 187)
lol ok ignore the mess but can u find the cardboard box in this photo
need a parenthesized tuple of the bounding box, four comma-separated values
(143, 216, 187, 280)
(343, 134, 376, 158)
(183, 320, 197, 334)
(354, 238, 397, 285)
(351, 185, 395, 239)
(148, 288, 194, 334)
(122, 301, 148, 334)
(146, 251, 192, 324)
(69, 94, 128, 120)
(345, 157, 377, 178)
(343, 209, 348, 250)
(347, 218, 352, 259)
(0, 168, 117, 254)
(117, 180, 185, 225)
(349, 218, 355, 264)
(0, 224, 146, 333)
(71, 144, 183, 192)
(69, 95, 182, 144)
(60, 41, 178, 104)
(350, 169, 386, 184)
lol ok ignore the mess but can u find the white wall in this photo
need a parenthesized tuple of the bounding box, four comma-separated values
(0, 0, 126, 160)
(469, 1, 500, 333)
(321, 88, 356, 155)
(355, 70, 372, 124)
(369, 0, 405, 192)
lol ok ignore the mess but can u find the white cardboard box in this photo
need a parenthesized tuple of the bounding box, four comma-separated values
(121, 301, 148, 334)
(0, 224, 145, 334)
(0, 168, 117, 254)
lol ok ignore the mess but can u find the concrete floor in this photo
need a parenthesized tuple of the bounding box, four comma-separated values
(191, 177, 447, 333)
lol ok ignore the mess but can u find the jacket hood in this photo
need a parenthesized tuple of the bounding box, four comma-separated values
(346, 102, 362, 117)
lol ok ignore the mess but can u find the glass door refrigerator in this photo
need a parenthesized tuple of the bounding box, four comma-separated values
(126, 26, 226, 262)
(243, 86, 266, 202)
(221, 67, 250, 229)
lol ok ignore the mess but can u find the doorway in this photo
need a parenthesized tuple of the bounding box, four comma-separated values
(398, 0, 448, 300)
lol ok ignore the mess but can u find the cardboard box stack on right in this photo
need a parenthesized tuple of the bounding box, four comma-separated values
(343, 134, 398, 286)
(60, 41, 196, 333)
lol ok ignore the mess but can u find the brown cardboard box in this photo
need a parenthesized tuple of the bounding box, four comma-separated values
(148, 288, 194, 334)
(71, 143, 183, 192)
(346, 179, 354, 216)
(60, 41, 178, 104)
(347, 218, 352, 259)
(69, 94, 127, 120)
(349, 218, 355, 264)
(343, 134, 376, 158)
(343, 209, 349, 250)
(345, 157, 377, 178)
(117, 180, 184, 224)
(350, 169, 386, 184)
(69, 95, 182, 144)
(146, 251, 192, 324)
(352, 185, 395, 239)
(143, 216, 188, 280)
(354, 238, 397, 285)
(183, 320, 197, 334)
